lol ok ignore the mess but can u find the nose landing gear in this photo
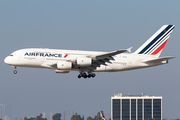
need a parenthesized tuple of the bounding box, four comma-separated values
(78, 72, 96, 79)
(13, 66, 17, 74)
(14, 70, 17, 74)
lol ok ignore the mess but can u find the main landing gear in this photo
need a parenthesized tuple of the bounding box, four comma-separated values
(78, 73, 96, 79)
(13, 66, 17, 74)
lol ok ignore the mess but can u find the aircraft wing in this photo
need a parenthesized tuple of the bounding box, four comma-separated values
(41, 47, 132, 72)
(143, 56, 175, 63)
(87, 47, 132, 60)
(95, 47, 132, 59)
(84, 47, 132, 70)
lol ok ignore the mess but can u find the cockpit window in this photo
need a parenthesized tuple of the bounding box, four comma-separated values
(9, 54, 13, 56)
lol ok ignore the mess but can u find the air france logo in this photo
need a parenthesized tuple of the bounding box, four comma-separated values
(64, 54, 68, 58)
(24, 52, 62, 58)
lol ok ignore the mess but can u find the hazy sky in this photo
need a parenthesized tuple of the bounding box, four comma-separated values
(0, 1, 180, 120)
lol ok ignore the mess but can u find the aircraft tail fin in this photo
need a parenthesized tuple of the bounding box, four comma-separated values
(134, 25, 175, 57)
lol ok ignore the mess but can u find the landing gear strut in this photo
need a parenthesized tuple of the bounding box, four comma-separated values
(78, 72, 96, 79)
(13, 66, 17, 74)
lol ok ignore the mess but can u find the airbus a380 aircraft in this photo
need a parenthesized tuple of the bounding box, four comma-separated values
(4, 25, 175, 78)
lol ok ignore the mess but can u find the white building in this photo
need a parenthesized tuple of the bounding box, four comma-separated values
(0, 104, 5, 120)
(4, 115, 10, 120)
(111, 93, 162, 120)
(50, 112, 53, 120)
(42, 112, 46, 119)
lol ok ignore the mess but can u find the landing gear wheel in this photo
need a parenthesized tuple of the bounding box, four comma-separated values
(14, 70, 17, 74)
(78, 74, 82, 78)
(82, 73, 87, 78)
(92, 73, 96, 78)
(77, 72, 96, 79)
(87, 74, 92, 78)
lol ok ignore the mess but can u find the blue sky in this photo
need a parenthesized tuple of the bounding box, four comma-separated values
(0, 1, 180, 120)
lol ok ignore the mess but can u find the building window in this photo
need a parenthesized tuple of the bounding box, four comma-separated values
(153, 99, 161, 120)
(138, 99, 142, 120)
(122, 99, 129, 120)
(144, 99, 152, 120)
(131, 99, 136, 120)
(113, 99, 120, 120)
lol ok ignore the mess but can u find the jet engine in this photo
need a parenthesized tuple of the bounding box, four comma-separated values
(77, 58, 92, 66)
(57, 61, 72, 70)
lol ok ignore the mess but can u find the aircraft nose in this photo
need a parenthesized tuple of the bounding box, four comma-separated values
(4, 56, 8, 64)
(4, 56, 11, 65)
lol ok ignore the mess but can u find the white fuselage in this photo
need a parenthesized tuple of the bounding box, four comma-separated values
(4, 48, 165, 73)
(4, 25, 175, 77)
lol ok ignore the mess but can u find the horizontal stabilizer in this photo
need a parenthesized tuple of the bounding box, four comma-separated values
(143, 56, 175, 63)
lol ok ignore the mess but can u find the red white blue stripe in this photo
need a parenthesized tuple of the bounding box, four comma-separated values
(134, 25, 175, 57)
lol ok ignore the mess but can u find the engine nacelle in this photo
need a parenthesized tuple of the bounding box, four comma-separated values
(77, 58, 92, 66)
(57, 61, 72, 70)
(55, 70, 69, 74)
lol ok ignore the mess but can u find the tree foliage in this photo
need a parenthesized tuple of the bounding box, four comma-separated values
(87, 111, 105, 120)
(94, 111, 104, 120)
(71, 113, 84, 120)
(24, 117, 36, 120)
(87, 116, 94, 120)
(24, 113, 47, 120)
(53, 113, 61, 120)
(24, 117, 27, 120)
(40, 113, 43, 118)
(36, 113, 47, 120)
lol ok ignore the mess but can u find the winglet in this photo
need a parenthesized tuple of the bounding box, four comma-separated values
(127, 47, 133, 53)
